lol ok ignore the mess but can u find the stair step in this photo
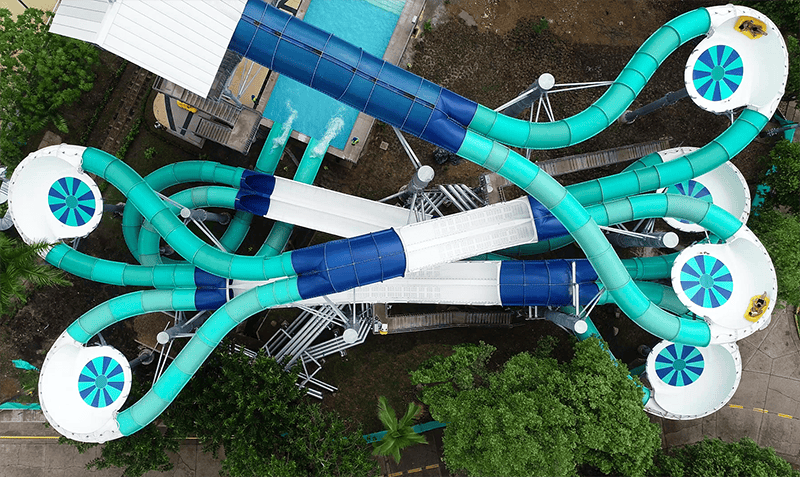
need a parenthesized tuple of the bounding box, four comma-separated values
(179, 89, 241, 125)
(195, 118, 233, 144)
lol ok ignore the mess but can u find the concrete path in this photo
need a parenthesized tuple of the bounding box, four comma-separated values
(3, 304, 798, 475)
(655, 303, 800, 467)
(0, 411, 222, 477)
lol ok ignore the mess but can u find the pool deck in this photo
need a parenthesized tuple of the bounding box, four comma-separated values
(257, 0, 427, 164)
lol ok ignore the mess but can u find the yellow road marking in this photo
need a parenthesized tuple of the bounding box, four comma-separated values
(408, 468, 422, 474)
(754, 408, 768, 413)
(729, 404, 744, 409)
(388, 472, 403, 477)
(779, 413, 794, 419)
(425, 464, 439, 469)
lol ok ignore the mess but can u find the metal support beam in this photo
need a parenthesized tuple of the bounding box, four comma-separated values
(620, 88, 689, 124)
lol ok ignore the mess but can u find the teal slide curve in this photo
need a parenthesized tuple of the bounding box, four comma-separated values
(36, 4, 781, 441)
(466, 9, 712, 148)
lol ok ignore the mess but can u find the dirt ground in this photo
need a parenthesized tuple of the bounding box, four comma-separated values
(0, 0, 781, 437)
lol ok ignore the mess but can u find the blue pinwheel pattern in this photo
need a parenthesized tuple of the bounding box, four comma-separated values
(680, 255, 733, 308)
(48, 177, 96, 227)
(692, 45, 743, 101)
(666, 180, 713, 224)
(655, 343, 705, 387)
(78, 357, 125, 408)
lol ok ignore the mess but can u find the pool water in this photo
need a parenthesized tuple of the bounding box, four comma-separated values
(263, 0, 406, 151)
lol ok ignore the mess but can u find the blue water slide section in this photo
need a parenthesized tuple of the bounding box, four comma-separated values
(499, 260, 599, 306)
(528, 197, 569, 240)
(193, 268, 226, 289)
(291, 229, 407, 298)
(229, 1, 477, 152)
(234, 170, 279, 216)
(194, 289, 228, 310)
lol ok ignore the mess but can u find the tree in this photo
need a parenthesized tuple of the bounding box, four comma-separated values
(164, 346, 378, 477)
(372, 396, 427, 463)
(759, 140, 800, 213)
(59, 379, 180, 477)
(649, 437, 800, 477)
(61, 346, 378, 477)
(0, 8, 98, 171)
(0, 234, 70, 318)
(410, 338, 661, 477)
(743, 1, 800, 97)
(59, 424, 179, 477)
(749, 208, 800, 307)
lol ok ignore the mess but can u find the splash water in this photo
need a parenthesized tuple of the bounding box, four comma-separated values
(272, 102, 298, 151)
(312, 116, 345, 157)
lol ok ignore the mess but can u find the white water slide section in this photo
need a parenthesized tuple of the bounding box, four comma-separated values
(262, 177, 425, 237)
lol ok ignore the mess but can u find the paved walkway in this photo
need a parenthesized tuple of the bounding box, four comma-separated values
(0, 413, 222, 477)
(655, 303, 800, 467)
(3, 304, 797, 475)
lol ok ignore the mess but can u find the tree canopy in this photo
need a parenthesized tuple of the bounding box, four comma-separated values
(410, 338, 661, 477)
(63, 346, 378, 477)
(0, 234, 70, 318)
(166, 346, 378, 477)
(759, 140, 800, 214)
(750, 207, 800, 307)
(649, 437, 800, 477)
(0, 8, 98, 171)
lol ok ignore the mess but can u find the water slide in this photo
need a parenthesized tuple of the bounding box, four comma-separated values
(10, 3, 784, 440)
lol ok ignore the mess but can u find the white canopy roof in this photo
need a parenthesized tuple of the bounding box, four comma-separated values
(50, 0, 247, 97)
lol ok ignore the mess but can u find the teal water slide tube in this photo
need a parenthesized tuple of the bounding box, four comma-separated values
(43, 3, 778, 438)
(225, 3, 777, 347)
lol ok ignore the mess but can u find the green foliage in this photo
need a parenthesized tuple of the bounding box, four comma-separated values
(59, 424, 178, 477)
(760, 140, 800, 213)
(742, 1, 800, 96)
(788, 35, 800, 97)
(16, 369, 38, 403)
(0, 234, 71, 318)
(81, 60, 128, 146)
(0, 8, 98, 171)
(750, 208, 800, 306)
(143, 147, 157, 160)
(742, 0, 800, 31)
(60, 347, 377, 476)
(59, 378, 180, 477)
(424, 20, 432, 32)
(411, 338, 660, 477)
(115, 117, 141, 160)
(410, 341, 494, 390)
(372, 396, 427, 463)
(532, 17, 549, 34)
(649, 437, 800, 477)
(165, 346, 378, 477)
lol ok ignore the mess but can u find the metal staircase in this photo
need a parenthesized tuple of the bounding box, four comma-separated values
(262, 304, 374, 398)
(385, 311, 516, 334)
(178, 88, 241, 125)
(536, 138, 671, 176)
(195, 118, 234, 144)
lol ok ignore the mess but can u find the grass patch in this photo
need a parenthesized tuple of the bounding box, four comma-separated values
(16, 369, 39, 404)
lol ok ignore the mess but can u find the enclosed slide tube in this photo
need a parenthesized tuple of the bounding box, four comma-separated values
(227, 3, 783, 349)
(32, 5, 786, 440)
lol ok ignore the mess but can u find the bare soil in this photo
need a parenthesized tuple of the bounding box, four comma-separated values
(0, 0, 780, 439)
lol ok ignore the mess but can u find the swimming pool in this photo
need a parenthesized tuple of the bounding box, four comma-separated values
(263, 0, 406, 151)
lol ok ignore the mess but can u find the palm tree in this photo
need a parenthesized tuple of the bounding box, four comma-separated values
(0, 234, 70, 318)
(372, 396, 427, 464)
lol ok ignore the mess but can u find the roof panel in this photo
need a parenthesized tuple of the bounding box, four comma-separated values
(49, 0, 110, 43)
(48, 0, 248, 97)
(112, 7, 220, 68)
(103, 32, 212, 96)
(148, 2, 231, 46)
(54, 4, 107, 23)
